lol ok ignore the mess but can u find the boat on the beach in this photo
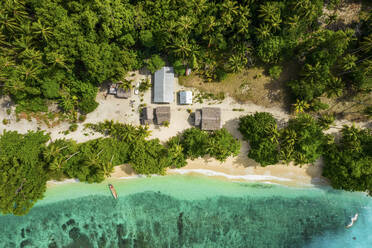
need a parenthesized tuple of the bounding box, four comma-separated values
(108, 184, 118, 199)
(346, 213, 358, 228)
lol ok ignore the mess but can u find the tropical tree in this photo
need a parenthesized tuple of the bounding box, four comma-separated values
(32, 19, 52, 42)
(293, 99, 310, 114)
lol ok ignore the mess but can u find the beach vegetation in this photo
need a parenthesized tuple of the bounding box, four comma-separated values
(239, 112, 327, 165)
(0, 130, 49, 215)
(268, 65, 283, 80)
(323, 126, 372, 195)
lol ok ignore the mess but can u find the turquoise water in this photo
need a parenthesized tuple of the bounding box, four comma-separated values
(0, 175, 371, 248)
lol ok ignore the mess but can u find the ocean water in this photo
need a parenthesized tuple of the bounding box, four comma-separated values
(0, 175, 371, 248)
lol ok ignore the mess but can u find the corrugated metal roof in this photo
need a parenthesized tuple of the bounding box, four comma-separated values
(179, 91, 192, 104)
(154, 67, 174, 103)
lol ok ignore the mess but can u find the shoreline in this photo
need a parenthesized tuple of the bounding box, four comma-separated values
(47, 157, 329, 189)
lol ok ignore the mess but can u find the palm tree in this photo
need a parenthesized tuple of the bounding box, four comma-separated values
(177, 16, 193, 34)
(192, 0, 208, 14)
(16, 63, 40, 81)
(221, 0, 238, 17)
(286, 15, 300, 30)
(228, 54, 244, 73)
(203, 16, 217, 33)
(360, 34, 372, 53)
(49, 156, 66, 175)
(301, 62, 322, 78)
(280, 128, 297, 163)
(265, 123, 280, 144)
(341, 54, 357, 71)
(18, 48, 42, 64)
(170, 38, 192, 61)
(19, 21, 32, 36)
(136, 125, 151, 139)
(326, 77, 343, 98)
(8, 1, 29, 23)
(255, 23, 271, 40)
(270, 14, 282, 31)
(47, 52, 68, 70)
(102, 155, 114, 178)
(12, 35, 33, 52)
(32, 19, 52, 42)
(237, 16, 251, 36)
(118, 79, 133, 91)
(258, 2, 280, 23)
(0, 13, 19, 33)
(293, 99, 310, 114)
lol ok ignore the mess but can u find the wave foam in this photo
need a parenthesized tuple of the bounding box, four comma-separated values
(170, 169, 292, 182)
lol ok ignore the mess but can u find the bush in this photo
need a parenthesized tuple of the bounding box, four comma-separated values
(69, 123, 78, 132)
(238, 112, 280, 166)
(2, 119, 9, 125)
(280, 114, 326, 164)
(162, 120, 170, 127)
(6, 109, 11, 115)
(173, 60, 186, 76)
(139, 30, 154, 48)
(268, 65, 283, 80)
(78, 98, 98, 114)
(216, 68, 228, 82)
(78, 115, 87, 122)
(318, 114, 335, 129)
(180, 128, 209, 159)
(323, 126, 372, 195)
(146, 54, 165, 73)
(208, 128, 241, 162)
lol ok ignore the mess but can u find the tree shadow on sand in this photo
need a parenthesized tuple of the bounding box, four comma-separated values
(223, 118, 260, 168)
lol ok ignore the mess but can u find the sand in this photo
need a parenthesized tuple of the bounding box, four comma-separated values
(1, 70, 369, 188)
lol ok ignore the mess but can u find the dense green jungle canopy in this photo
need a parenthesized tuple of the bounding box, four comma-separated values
(0, 122, 240, 215)
(238, 112, 372, 195)
(0, 0, 371, 113)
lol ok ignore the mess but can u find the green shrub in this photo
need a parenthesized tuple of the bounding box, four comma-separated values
(280, 114, 326, 164)
(78, 115, 87, 122)
(6, 109, 11, 115)
(146, 54, 165, 73)
(69, 123, 78, 132)
(78, 98, 98, 114)
(2, 119, 9, 125)
(216, 68, 228, 82)
(323, 126, 372, 195)
(173, 60, 186, 75)
(268, 65, 283, 80)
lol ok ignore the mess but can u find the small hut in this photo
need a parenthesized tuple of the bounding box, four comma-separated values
(154, 67, 174, 103)
(155, 106, 171, 125)
(179, 91, 192, 105)
(141, 107, 154, 125)
(194, 110, 201, 126)
(199, 107, 221, 130)
(116, 87, 131, 98)
(108, 83, 118, 95)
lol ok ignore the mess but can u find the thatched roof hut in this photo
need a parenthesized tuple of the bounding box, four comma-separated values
(116, 87, 131, 98)
(141, 107, 153, 125)
(200, 107, 221, 130)
(155, 106, 171, 125)
(194, 110, 201, 126)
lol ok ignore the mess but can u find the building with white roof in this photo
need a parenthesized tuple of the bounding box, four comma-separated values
(154, 67, 174, 103)
(179, 91, 192, 105)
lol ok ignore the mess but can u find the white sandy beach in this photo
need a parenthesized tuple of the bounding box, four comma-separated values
(1, 71, 369, 188)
